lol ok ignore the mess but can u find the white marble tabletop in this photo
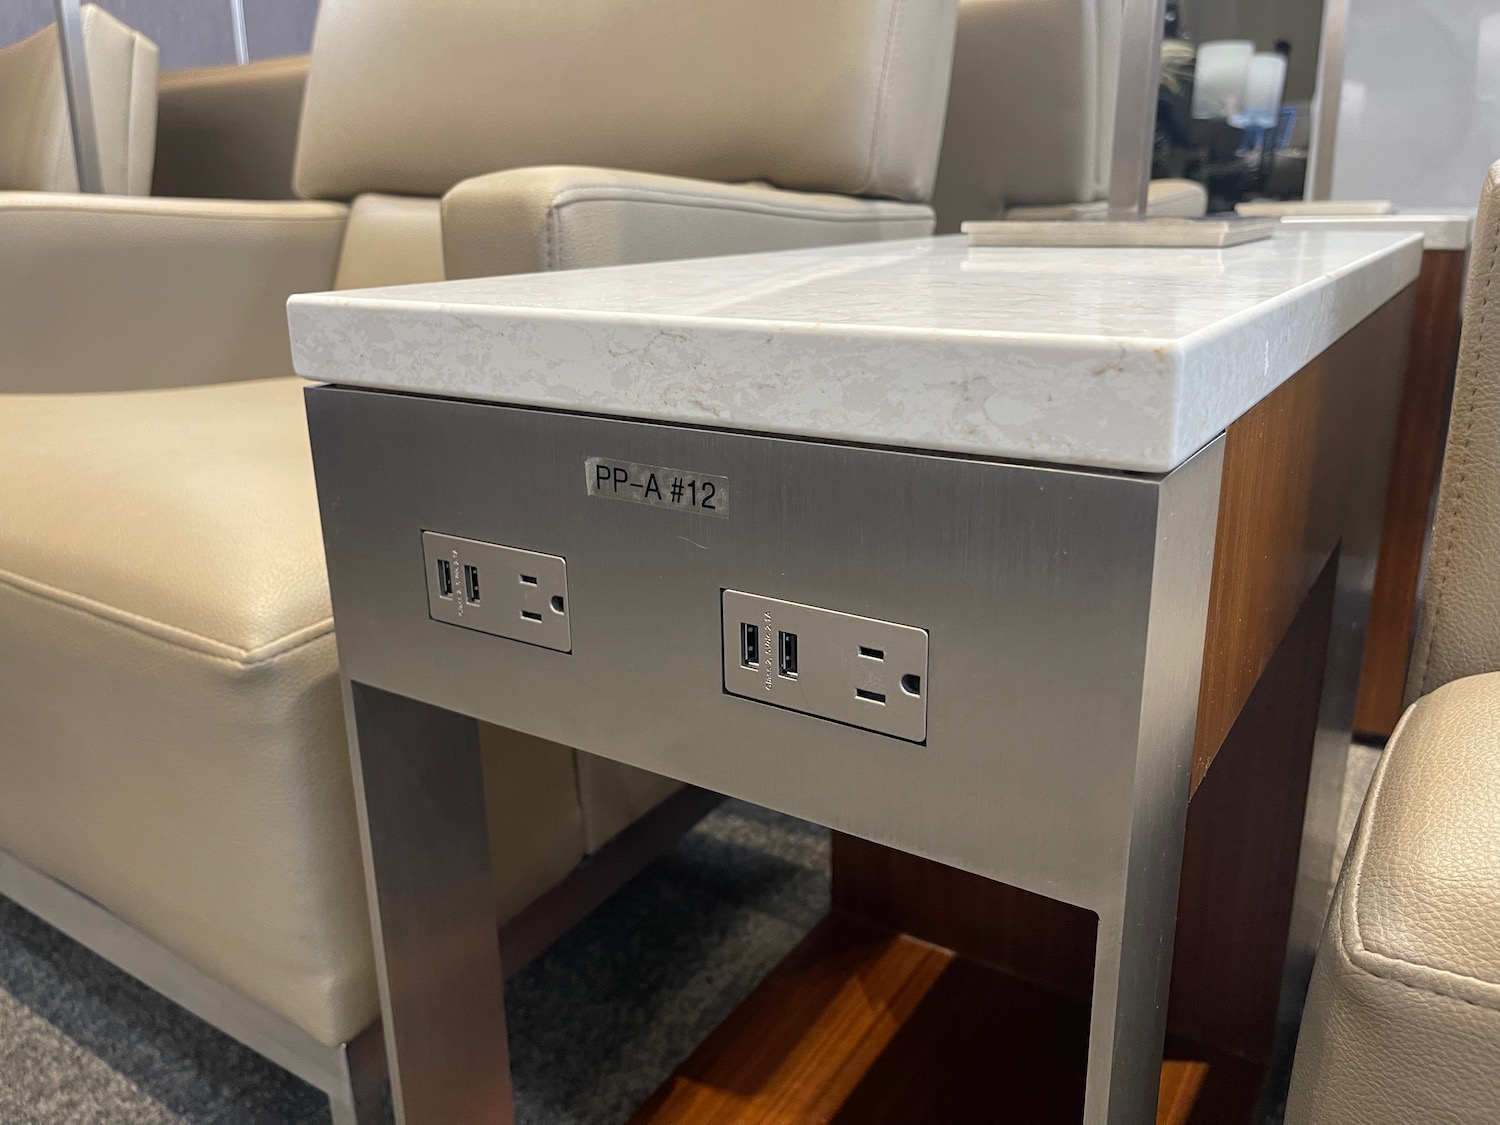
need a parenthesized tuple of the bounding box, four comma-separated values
(289, 230, 1422, 473)
(1272, 211, 1473, 252)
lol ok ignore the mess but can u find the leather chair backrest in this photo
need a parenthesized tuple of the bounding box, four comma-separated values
(292, 0, 959, 205)
(931, 0, 1118, 229)
(0, 5, 158, 194)
(1406, 159, 1500, 700)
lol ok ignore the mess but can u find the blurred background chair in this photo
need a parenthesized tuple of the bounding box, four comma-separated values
(1284, 159, 1500, 1125)
(932, 0, 1206, 229)
(152, 53, 307, 201)
(0, 3, 157, 195)
(0, 0, 959, 1121)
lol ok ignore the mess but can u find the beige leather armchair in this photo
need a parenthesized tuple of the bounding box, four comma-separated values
(0, 4, 158, 194)
(931, 0, 1206, 229)
(0, 1, 959, 1121)
(153, 54, 308, 201)
(1285, 160, 1500, 1125)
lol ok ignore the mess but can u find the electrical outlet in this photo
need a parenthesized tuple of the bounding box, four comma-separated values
(422, 532, 571, 653)
(721, 591, 928, 742)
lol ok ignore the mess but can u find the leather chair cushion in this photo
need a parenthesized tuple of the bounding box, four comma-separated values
(293, 0, 958, 204)
(1286, 672, 1500, 1125)
(0, 378, 590, 1046)
(153, 54, 308, 201)
(334, 193, 445, 290)
(0, 4, 158, 194)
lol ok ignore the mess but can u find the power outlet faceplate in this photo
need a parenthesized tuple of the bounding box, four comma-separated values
(721, 591, 928, 742)
(422, 532, 571, 653)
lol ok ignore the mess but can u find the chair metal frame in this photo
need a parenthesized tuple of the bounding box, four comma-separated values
(53, 0, 104, 193)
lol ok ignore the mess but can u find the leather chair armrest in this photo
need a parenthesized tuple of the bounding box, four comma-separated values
(440, 166, 934, 281)
(1287, 671, 1500, 1125)
(153, 55, 309, 200)
(0, 193, 347, 392)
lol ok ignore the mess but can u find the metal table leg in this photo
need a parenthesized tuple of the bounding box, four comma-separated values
(345, 681, 513, 1125)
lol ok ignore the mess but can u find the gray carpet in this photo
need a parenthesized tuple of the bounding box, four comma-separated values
(0, 753, 1387, 1125)
(0, 801, 829, 1125)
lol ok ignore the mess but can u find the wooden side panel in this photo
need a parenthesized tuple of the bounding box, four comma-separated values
(1192, 287, 1415, 788)
(831, 551, 1336, 1075)
(1354, 249, 1467, 738)
(1191, 348, 1330, 788)
(1168, 554, 1336, 1060)
(830, 832, 1097, 1003)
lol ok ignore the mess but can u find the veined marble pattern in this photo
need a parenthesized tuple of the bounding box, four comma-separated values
(290, 231, 1421, 473)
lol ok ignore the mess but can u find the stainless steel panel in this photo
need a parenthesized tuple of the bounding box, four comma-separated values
(309, 389, 1189, 912)
(344, 682, 511, 1125)
(1084, 436, 1225, 1125)
(309, 389, 1227, 1125)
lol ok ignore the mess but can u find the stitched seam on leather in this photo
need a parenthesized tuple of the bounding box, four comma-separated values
(1412, 206, 1497, 692)
(0, 566, 334, 666)
(547, 185, 928, 222)
(861, 0, 906, 196)
(1342, 707, 1500, 1010)
(544, 199, 560, 271)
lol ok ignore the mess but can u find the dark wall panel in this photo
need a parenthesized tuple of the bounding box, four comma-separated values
(244, 0, 319, 61)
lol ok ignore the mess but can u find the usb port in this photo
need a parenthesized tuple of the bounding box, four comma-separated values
(463, 564, 481, 603)
(778, 631, 798, 678)
(436, 559, 454, 598)
(855, 688, 886, 705)
(520, 609, 542, 621)
(741, 623, 760, 668)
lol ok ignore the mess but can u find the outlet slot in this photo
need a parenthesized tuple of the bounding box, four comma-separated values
(423, 532, 571, 653)
(741, 623, 760, 668)
(721, 591, 928, 742)
(778, 631, 799, 678)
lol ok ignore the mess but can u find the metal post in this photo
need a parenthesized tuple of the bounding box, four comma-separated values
(229, 0, 250, 65)
(53, 0, 104, 193)
(1106, 0, 1168, 221)
(1306, 0, 1350, 201)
